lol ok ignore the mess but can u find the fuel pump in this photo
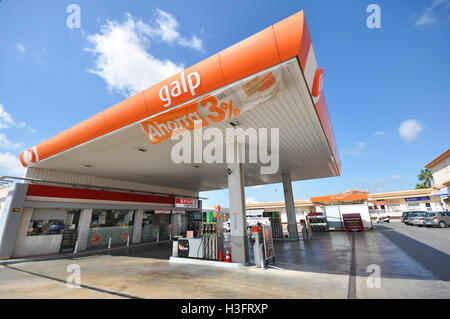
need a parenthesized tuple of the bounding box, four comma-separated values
(262, 212, 282, 238)
(202, 211, 224, 260)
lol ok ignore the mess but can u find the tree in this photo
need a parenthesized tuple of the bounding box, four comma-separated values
(415, 183, 428, 190)
(417, 168, 434, 188)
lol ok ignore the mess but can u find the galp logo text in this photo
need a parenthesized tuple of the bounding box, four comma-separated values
(159, 71, 201, 108)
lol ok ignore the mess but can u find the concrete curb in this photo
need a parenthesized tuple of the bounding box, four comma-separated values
(169, 256, 245, 268)
(0, 240, 170, 266)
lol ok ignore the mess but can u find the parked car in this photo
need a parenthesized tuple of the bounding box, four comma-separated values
(401, 211, 413, 223)
(424, 211, 450, 228)
(410, 213, 428, 226)
(404, 211, 427, 225)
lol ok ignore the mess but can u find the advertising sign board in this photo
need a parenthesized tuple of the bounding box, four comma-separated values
(175, 198, 198, 208)
(342, 214, 364, 232)
(263, 225, 274, 260)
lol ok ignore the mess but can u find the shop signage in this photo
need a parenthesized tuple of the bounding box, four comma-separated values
(312, 68, 324, 104)
(159, 71, 201, 108)
(374, 201, 386, 206)
(386, 199, 401, 205)
(120, 231, 129, 241)
(90, 233, 101, 244)
(342, 214, 364, 232)
(405, 196, 430, 202)
(155, 210, 171, 214)
(432, 188, 449, 196)
(178, 239, 189, 258)
(175, 197, 199, 208)
(311, 193, 368, 203)
(142, 68, 282, 144)
(171, 210, 185, 215)
(307, 212, 325, 216)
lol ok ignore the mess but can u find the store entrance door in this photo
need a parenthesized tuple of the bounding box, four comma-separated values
(141, 210, 171, 242)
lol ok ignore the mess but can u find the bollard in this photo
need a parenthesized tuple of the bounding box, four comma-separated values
(108, 237, 112, 249)
(73, 240, 79, 254)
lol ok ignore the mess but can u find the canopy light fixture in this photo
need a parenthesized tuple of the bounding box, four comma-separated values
(229, 120, 241, 127)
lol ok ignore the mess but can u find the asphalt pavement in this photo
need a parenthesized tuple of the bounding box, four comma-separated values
(0, 222, 449, 299)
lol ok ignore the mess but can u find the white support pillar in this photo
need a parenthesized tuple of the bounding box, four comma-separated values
(132, 210, 144, 244)
(0, 183, 28, 259)
(76, 208, 93, 251)
(282, 173, 299, 239)
(228, 162, 249, 264)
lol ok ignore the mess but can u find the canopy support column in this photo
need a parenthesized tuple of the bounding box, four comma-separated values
(227, 162, 249, 264)
(282, 173, 299, 239)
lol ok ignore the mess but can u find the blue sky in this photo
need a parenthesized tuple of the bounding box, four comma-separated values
(0, 0, 449, 207)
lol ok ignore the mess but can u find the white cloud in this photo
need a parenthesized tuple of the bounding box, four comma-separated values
(86, 10, 204, 97)
(0, 134, 22, 150)
(416, 0, 450, 26)
(0, 103, 27, 129)
(356, 142, 366, 150)
(0, 104, 15, 129)
(16, 43, 25, 53)
(0, 152, 25, 176)
(345, 142, 367, 156)
(149, 9, 204, 51)
(0, 103, 32, 132)
(356, 177, 365, 183)
(389, 175, 401, 180)
(245, 197, 259, 204)
(344, 149, 359, 156)
(374, 131, 384, 136)
(398, 119, 423, 142)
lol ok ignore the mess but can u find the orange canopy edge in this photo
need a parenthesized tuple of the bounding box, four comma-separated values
(310, 193, 369, 203)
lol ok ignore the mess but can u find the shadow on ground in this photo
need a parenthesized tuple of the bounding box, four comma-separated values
(375, 225, 450, 281)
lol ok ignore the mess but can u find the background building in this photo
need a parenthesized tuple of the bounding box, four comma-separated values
(426, 149, 450, 210)
(245, 187, 445, 230)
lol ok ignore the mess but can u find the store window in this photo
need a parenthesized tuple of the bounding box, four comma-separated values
(90, 210, 134, 228)
(87, 210, 135, 248)
(27, 209, 80, 236)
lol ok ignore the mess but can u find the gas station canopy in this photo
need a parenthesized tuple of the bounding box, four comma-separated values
(19, 11, 341, 192)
